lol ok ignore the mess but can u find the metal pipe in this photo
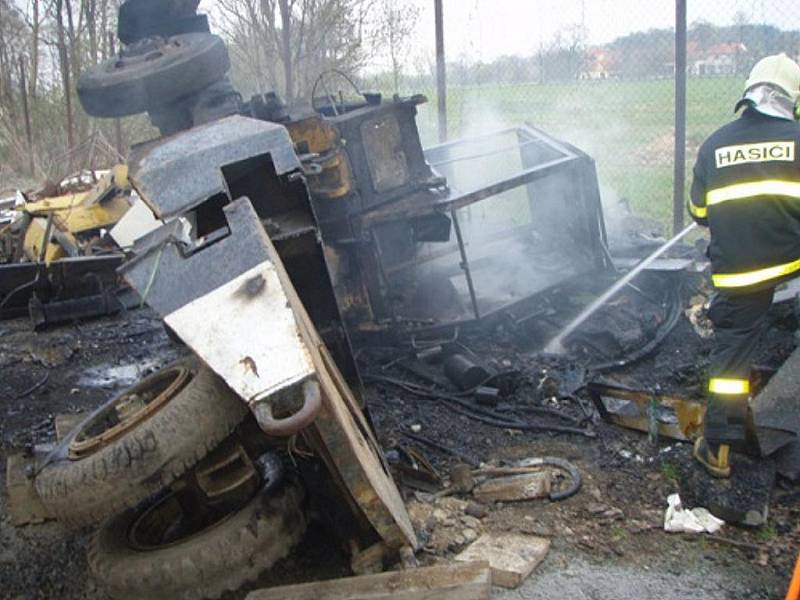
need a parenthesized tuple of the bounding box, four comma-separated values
(434, 0, 447, 143)
(434, 155, 575, 212)
(39, 211, 55, 263)
(429, 137, 541, 168)
(450, 209, 480, 320)
(673, 0, 687, 235)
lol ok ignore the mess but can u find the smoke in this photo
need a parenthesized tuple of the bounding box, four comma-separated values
(412, 96, 678, 322)
(412, 104, 605, 317)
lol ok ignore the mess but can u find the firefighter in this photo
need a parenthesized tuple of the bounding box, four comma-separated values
(689, 53, 800, 478)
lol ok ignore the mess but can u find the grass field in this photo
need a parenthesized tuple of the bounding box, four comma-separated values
(413, 76, 743, 227)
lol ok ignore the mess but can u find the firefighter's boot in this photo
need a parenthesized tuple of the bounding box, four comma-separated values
(693, 436, 731, 478)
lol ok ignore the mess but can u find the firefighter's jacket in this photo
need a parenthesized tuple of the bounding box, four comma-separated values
(690, 108, 800, 292)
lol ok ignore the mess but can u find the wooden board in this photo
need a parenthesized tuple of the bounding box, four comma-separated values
(455, 533, 550, 589)
(6, 454, 50, 526)
(473, 472, 551, 503)
(245, 561, 491, 600)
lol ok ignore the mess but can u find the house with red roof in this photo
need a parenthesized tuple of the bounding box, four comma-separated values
(689, 42, 747, 75)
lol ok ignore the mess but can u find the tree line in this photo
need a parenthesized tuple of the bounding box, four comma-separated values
(395, 20, 800, 89)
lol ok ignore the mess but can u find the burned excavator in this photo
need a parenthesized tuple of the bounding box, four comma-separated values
(20, 1, 612, 597)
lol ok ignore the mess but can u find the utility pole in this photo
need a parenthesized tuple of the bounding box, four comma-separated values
(434, 0, 447, 143)
(673, 0, 687, 235)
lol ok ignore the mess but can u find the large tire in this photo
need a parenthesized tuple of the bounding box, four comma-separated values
(35, 358, 248, 528)
(89, 481, 306, 600)
(77, 33, 230, 118)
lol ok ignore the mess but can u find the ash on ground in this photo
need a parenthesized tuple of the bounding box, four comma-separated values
(1, 265, 798, 599)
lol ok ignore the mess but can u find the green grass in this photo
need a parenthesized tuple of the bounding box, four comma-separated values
(415, 77, 743, 226)
(758, 521, 778, 542)
(660, 461, 679, 482)
(610, 525, 628, 541)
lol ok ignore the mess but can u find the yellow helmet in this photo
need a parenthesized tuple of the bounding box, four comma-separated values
(745, 53, 800, 102)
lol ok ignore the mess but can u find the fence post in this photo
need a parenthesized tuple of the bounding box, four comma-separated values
(434, 0, 447, 143)
(673, 0, 687, 235)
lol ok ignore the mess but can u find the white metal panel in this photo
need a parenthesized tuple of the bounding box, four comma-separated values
(109, 195, 162, 249)
(165, 261, 315, 406)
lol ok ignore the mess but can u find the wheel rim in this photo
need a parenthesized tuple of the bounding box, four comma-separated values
(127, 489, 242, 550)
(69, 366, 192, 459)
(109, 37, 186, 73)
(127, 449, 268, 550)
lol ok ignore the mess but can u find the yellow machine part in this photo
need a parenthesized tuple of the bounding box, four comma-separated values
(24, 190, 90, 214)
(286, 115, 353, 200)
(52, 194, 130, 234)
(23, 218, 64, 263)
(16, 165, 131, 262)
(21, 165, 131, 235)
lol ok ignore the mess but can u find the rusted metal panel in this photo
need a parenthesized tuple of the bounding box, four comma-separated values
(121, 199, 272, 316)
(122, 199, 316, 424)
(586, 381, 705, 442)
(285, 114, 353, 200)
(260, 210, 417, 548)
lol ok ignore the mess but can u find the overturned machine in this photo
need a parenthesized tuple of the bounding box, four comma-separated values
(17, 1, 612, 598)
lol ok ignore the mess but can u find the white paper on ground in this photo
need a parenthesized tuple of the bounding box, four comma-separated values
(663, 493, 724, 534)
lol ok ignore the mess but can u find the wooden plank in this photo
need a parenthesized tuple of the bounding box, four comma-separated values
(246, 561, 491, 600)
(473, 472, 551, 504)
(351, 542, 390, 575)
(6, 454, 50, 526)
(455, 533, 550, 589)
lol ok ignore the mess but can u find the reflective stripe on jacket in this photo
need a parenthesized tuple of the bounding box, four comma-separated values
(689, 108, 800, 291)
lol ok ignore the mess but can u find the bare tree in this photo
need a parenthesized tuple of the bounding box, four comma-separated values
(0, 0, 149, 182)
(375, 0, 419, 93)
(216, 0, 378, 101)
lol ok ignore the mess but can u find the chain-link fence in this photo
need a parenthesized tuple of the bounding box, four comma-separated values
(362, 0, 800, 232)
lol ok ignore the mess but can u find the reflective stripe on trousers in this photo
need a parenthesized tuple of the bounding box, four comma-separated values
(708, 377, 750, 396)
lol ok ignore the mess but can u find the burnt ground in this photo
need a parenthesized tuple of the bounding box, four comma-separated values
(1, 271, 799, 599)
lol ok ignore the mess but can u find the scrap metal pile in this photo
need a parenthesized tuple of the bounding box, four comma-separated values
(0, 168, 134, 327)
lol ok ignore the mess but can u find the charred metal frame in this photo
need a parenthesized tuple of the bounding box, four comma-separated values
(351, 124, 611, 333)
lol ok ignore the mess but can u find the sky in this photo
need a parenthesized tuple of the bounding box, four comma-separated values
(200, 0, 800, 74)
(407, 0, 800, 63)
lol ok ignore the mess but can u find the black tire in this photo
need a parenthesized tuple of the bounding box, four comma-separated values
(35, 358, 248, 528)
(89, 481, 306, 600)
(77, 33, 230, 118)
